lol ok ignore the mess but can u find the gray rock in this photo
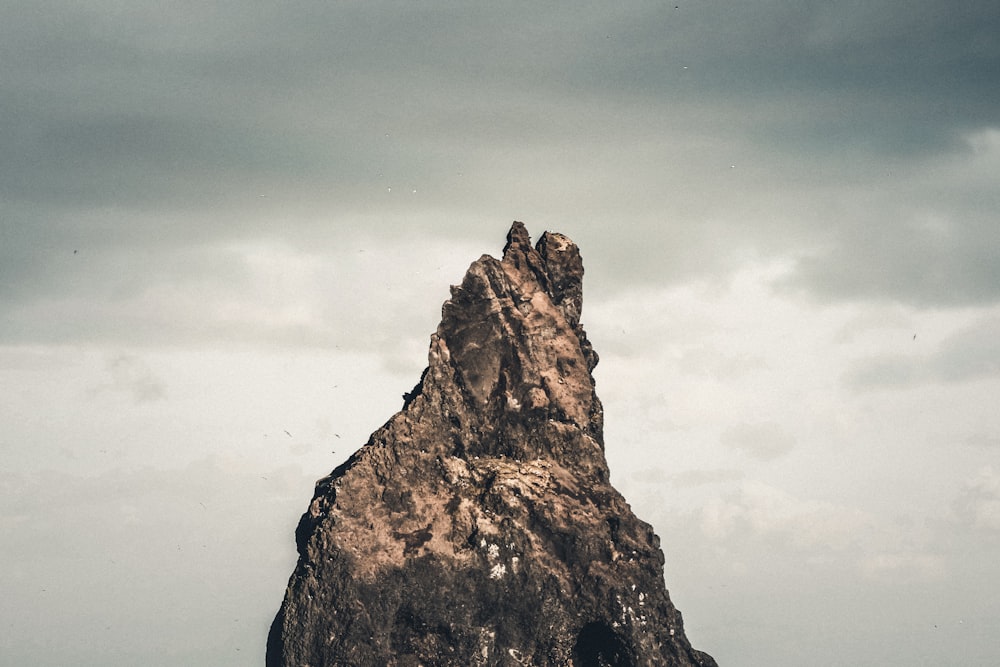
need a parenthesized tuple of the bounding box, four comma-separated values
(267, 221, 716, 667)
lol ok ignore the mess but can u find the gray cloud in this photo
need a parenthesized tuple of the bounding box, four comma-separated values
(580, 2, 1000, 149)
(96, 353, 167, 403)
(3, 1, 999, 344)
(845, 315, 1000, 389)
(779, 198, 1000, 307)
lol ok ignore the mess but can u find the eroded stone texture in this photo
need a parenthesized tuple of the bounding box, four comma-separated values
(267, 222, 716, 667)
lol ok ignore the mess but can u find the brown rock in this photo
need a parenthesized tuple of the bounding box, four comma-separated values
(267, 222, 716, 667)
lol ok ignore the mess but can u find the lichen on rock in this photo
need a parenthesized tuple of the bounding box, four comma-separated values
(267, 221, 716, 667)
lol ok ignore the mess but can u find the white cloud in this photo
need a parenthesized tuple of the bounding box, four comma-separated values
(963, 126, 1000, 168)
(0, 458, 308, 666)
(1, 230, 481, 354)
(720, 422, 796, 461)
(637, 468, 744, 488)
(700, 481, 873, 551)
(858, 551, 947, 583)
(91, 353, 167, 403)
(955, 466, 1000, 531)
(964, 433, 1000, 449)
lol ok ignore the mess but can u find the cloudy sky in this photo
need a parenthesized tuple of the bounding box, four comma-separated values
(2, 2, 999, 665)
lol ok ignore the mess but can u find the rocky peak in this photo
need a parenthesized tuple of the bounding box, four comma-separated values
(501, 220, 584, 328)
(267, 222, 716, 667)
(413, 221, 601, 464)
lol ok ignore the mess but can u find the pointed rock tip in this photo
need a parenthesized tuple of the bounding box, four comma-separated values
(537, 231, 584, 328)
(503, 220, 532, 257)
(498, 222, 586, 326)
(500, 221, 549, 291)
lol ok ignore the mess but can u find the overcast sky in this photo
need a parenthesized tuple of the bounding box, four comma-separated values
(2, 3, 999, 665)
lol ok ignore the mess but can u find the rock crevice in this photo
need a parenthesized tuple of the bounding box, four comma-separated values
(267, 222, 716, 667)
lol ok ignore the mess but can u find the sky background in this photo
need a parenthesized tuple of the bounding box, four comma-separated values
(2, 2, 999, 665)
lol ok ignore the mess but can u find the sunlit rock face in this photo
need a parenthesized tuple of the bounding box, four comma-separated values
(267, 222, 716, 667)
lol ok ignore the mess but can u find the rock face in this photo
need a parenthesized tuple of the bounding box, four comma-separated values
(267, 222, 716, 667)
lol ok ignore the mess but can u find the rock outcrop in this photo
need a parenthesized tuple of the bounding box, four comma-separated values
(267, 222, 716, 667)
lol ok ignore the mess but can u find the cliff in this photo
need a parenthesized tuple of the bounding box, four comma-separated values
(267, 221, 716, 667)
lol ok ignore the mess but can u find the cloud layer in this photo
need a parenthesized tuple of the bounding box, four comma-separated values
(3, 3, 999, 666)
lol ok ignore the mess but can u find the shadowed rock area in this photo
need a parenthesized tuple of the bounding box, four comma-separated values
(267, 222, 716, 667)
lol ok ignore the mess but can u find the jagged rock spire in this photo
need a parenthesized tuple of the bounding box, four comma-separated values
(267, 222, 716, 667)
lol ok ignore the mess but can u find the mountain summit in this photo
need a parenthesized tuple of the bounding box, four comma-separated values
(267, 222, 716, 666)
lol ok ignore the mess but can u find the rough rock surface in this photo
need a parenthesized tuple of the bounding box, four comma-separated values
(267, 222, 716, 667)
